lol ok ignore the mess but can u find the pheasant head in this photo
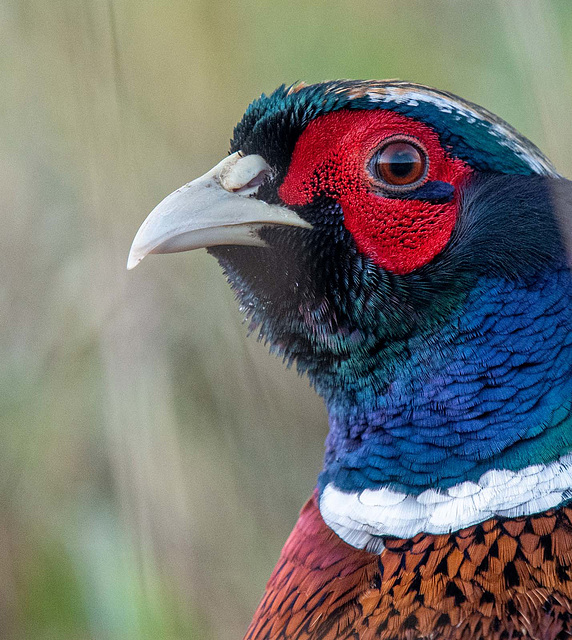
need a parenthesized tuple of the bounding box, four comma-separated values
(128, 81, 572, 638)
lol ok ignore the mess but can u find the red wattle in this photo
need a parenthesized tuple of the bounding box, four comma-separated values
(279, 110, 472, 274)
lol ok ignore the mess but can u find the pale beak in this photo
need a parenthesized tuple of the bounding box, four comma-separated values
(127, 152, 311, 270)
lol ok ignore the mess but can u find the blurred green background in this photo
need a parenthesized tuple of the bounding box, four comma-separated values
(2, 1, 571, 638)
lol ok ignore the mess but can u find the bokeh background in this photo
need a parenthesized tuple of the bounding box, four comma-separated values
(2, 1, 572, 638)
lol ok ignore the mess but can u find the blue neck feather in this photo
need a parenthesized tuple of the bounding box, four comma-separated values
(228, 94, 571, 498)
(316, 266, 572, 495)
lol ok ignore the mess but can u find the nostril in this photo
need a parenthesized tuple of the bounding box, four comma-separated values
(219, 153, 272, 196)
(231, 169, 270, 195)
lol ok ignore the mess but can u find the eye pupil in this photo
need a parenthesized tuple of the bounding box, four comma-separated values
(372, 140, 427, 188)
(388, 148, 418, 178)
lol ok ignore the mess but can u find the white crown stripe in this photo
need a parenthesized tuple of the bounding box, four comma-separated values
(362, 87, 558, 177)
(319, 453, 572, 552)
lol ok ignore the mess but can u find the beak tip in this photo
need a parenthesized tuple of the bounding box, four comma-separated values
(126, 248, 144, 271)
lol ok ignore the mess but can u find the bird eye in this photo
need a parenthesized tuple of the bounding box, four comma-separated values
(369, 138, 428, 191)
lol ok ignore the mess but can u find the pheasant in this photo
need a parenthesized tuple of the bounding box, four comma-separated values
(128, 81, 572, 640)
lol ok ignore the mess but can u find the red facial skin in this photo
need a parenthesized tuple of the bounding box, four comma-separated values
(279, 110, 472, 274)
